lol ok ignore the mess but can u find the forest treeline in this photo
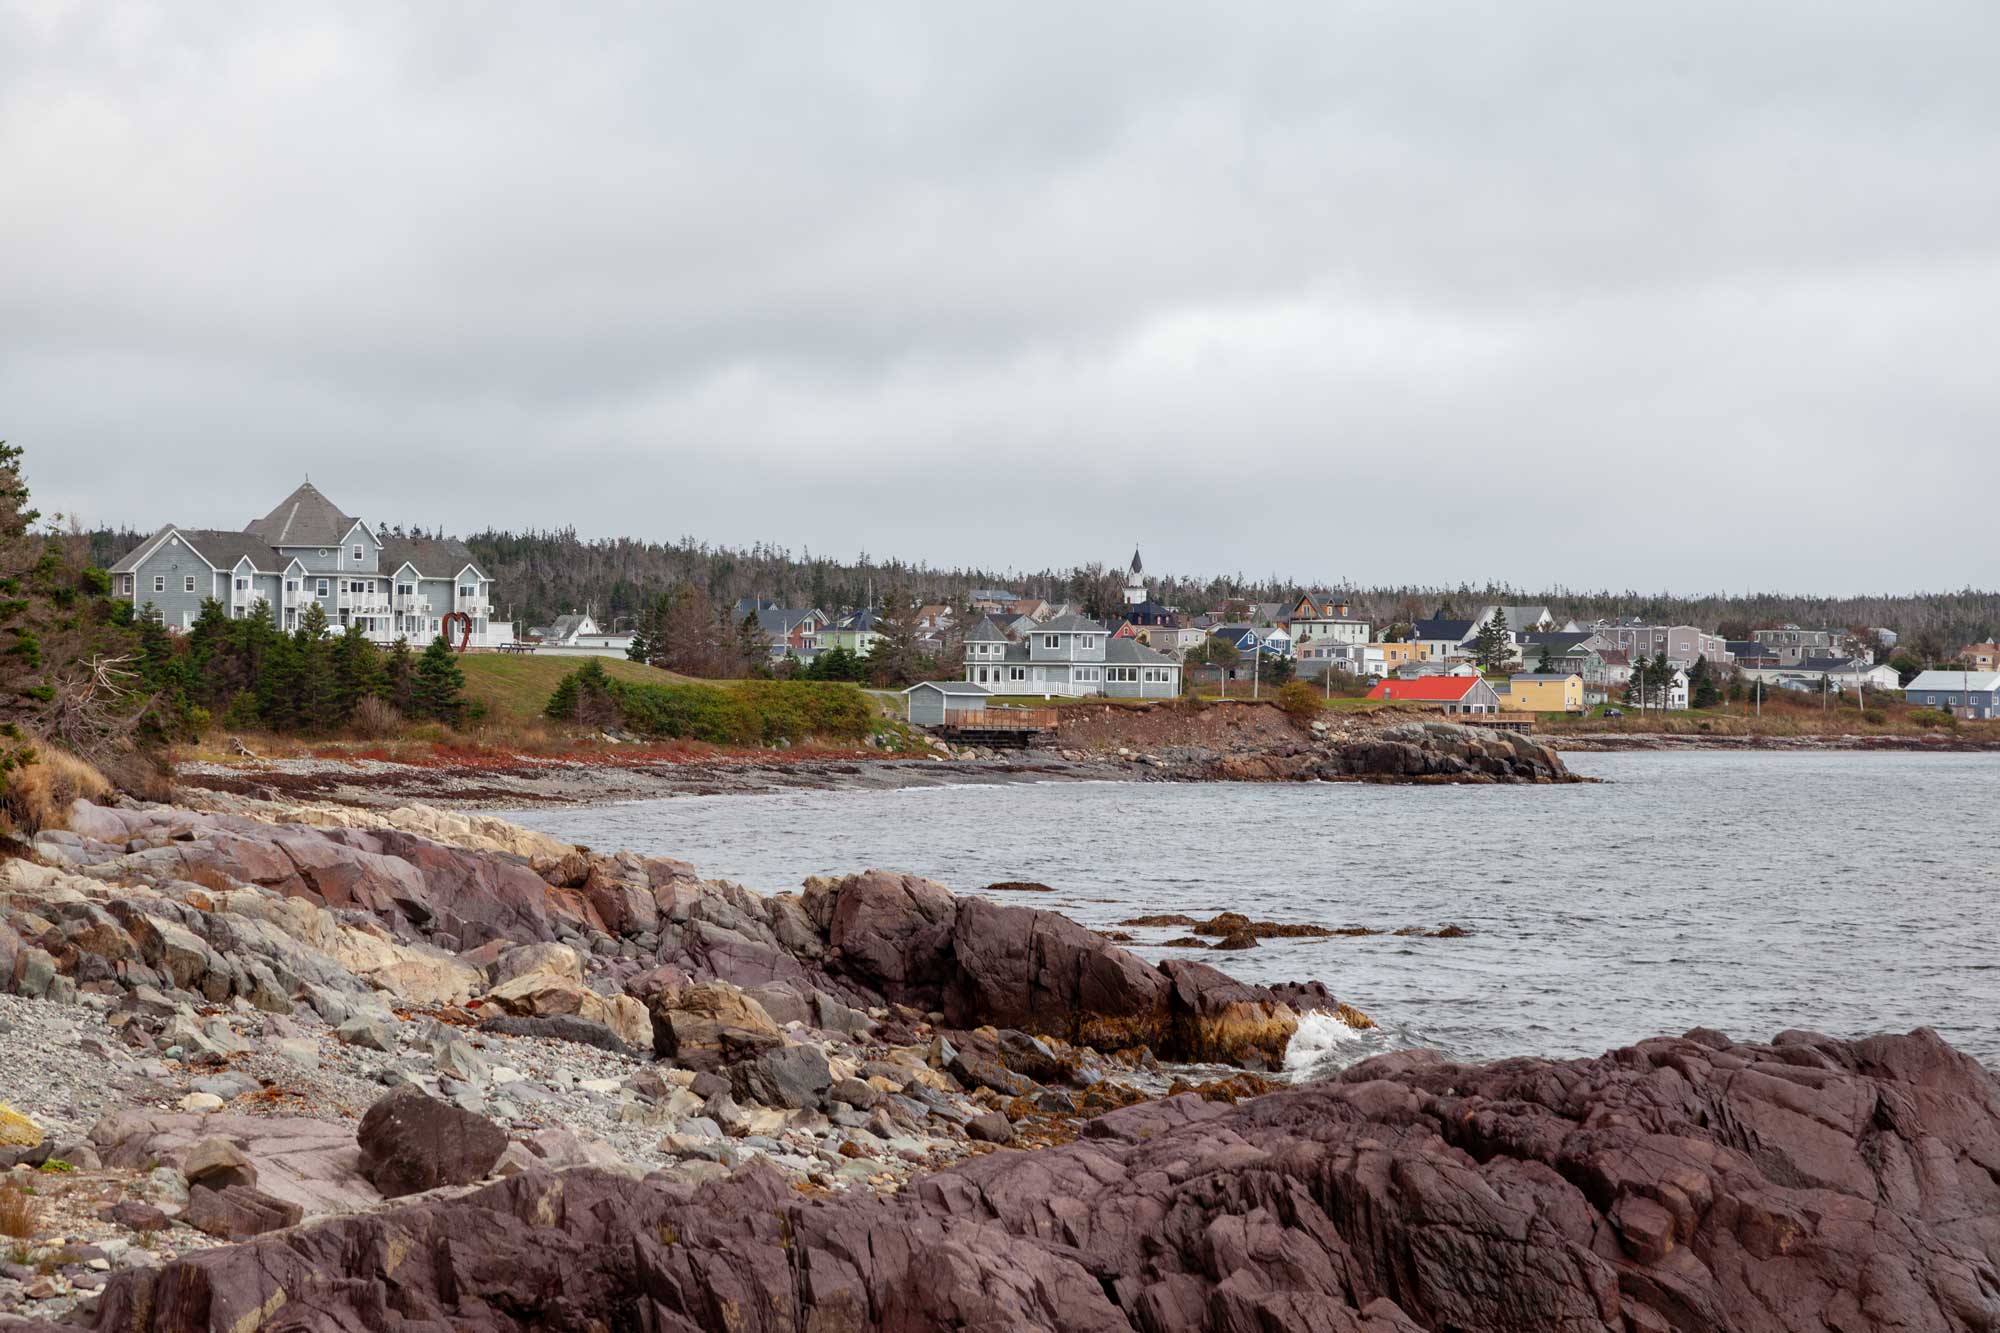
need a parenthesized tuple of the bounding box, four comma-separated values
(86, 525, 2000, 662)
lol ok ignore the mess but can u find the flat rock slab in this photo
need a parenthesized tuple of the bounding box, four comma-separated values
(89, 1111, 377, 1216)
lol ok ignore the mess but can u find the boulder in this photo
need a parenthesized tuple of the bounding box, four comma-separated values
(181, 1137, 256, 1191)
(355, 1088, 507, 1199)
(181, 1183, 303, 1240)
(650, 982, 783, 1071)
(729, 1043, 833, 1110)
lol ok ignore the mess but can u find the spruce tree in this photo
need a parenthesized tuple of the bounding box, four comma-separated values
(331, 623, 383, 724)
(735, 611, 769, 677)
(382, 637, 416, 715)
(412, 635, 467, 724)
(1473, 610, 1511, 672)
(291, 602, 340, 732)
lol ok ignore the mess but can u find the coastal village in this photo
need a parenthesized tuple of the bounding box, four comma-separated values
(108, 490, 1998, 743)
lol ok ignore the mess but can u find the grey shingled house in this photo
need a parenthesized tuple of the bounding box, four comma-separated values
(962, 613, 1181, 698)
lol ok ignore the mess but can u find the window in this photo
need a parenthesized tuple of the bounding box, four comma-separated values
(1009, 667, 1026, 681)
(286, 580, 299, 595)
(120, 574, 134, 595)
(1081, 636, 1098, 650)
(316, 579, 330, 596)
(183, 575, 196, 593)
(235, 578, 248, 592)
(397, 583, 414, 597)
(352, 545, 364, 562)
(1043, 635, 1059, 649)
(459, 584, 478, 599)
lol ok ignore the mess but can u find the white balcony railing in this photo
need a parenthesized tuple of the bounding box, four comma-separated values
(394, 595, 432, 616)
(456, 599, 490, 617)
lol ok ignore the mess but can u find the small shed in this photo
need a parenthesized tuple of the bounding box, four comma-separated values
(905, 680, 993, 726)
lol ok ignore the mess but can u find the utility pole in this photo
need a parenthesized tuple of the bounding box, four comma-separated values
(1252, 635, 1261, 700)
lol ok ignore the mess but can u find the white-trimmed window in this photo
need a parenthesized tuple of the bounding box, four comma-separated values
(1043, 635, 1059, 649)
(1009, 667, 1026, 681)
(234, 577, 249, 592)
(153, 574, 166, 593)
(352, 544, 364, 563)
(316, 579, 330, 596)
(397, 583, 414, 597)
(459, 584, 478, 599)
(120, 574, 134, 595)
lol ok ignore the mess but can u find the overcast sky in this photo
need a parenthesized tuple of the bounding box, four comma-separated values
(5, 2, 1996, 594)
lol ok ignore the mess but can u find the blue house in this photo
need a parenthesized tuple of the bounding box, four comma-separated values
(1904, 670, 2000, 719)
(109, 481, 511, 648)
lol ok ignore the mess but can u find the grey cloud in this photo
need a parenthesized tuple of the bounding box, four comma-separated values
(4, 0, 1996, 592)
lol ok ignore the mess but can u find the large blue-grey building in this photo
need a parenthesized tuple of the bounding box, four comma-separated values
(108, 482, 511, 647)
(1903, 670, 2000, 719)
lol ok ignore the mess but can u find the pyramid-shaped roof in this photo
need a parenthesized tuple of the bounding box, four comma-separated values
(246, 482, 357, 549)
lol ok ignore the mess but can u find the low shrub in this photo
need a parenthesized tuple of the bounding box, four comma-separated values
(0, 1183, 40, 1239)
(1, 744, 113, 834)
(1909, 707, 1960, 729)
(345, 695, 405, 740)
(1274, 680, 1323, 723)
(545, 668, 874, 746)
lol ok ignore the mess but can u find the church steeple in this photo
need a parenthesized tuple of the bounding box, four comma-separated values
(1124, 546, 1147, 606)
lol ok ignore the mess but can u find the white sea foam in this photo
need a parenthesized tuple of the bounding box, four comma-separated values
(1283, 1010, 1369, 1081)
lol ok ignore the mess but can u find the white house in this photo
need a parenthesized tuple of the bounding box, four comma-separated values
(963, 613, 1180, 698)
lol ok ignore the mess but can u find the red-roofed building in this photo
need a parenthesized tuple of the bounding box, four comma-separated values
(1366, 675, 1502, 715)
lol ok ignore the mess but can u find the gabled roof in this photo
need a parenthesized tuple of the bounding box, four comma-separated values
(908, 680, 991, 695)
(246, 482, 357, 549)
(119, 527, 285, 575)
(1103, 638, 1175, 666)
(1411, 618, 1477, 642)
(1366, 676, 1485, 702)
(963, 620, 1011, 643)
(379, 535, 476, 578)
(1037, 613, 1106, 633)
(1905, 671, 2000, 691)
(754, 607, 821, 636)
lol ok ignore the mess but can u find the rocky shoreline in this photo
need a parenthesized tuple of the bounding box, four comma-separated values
(1551, 730, 2000, 753)
(1, 789, 1994, 1328)
(177, 709, 1581, 809)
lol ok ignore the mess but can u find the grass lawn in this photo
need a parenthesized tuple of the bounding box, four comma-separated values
(459, 653, 699, 726)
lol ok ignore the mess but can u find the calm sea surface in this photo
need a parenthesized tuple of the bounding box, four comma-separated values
(491, 752, 2000, 1070)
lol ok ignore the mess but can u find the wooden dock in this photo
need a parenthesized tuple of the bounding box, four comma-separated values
(933, 708, 1059, 747)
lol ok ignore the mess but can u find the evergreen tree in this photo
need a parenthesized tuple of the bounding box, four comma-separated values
(1687, 655, 1721, 709)
(1648, 651, 1673, 712)
(382, 637, 416, 715)
(1472, 610, 1511, 672)
(331, 623, 383, 723)
(1534, 636, 1559, 672)
(412, 635, 467, 723)
(734, 611, 769, 677)
(290, 602, 340, 732)
(865, 591, 923, 687)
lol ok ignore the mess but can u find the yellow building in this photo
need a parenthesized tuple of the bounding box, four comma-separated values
(1373, 642, 1421, 670)
(1502, 672, 1583, 713)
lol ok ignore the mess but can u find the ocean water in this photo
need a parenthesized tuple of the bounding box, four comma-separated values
(491, 752, 2000, 1071)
